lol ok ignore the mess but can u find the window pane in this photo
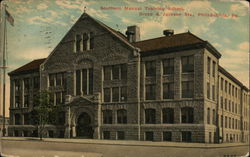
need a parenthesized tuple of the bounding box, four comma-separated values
(162, 108, 174, 123)
(104, 88, 110, 102)
(89, 69, 93, 95)
(163, 58, 174, 75)
(121, 64, 127, 80)
(76, 70, 81, 95)
(163, 132, 172, 141)
(104, 66, 111, 81)
(82, 69, 88, 95)
(146, 84, 156, 100)
(90, 32, 94, 49)
(145, 61, 156, 77)
(76, 34, 82, 51)
(120, 86, 127, 101)
(112, 87, 119, 102)
(163, 83, 174, 99)
(145, 109, 156, 124)
(112, 65, 120, 80)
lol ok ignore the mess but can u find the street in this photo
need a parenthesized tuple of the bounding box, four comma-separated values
(0, 138, 249, 157)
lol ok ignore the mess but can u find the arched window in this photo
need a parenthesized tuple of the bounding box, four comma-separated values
(15, 114, 21, 125)
(103, 110, 112, 124)
(181, 107, 194, 123)
(117, 109, 127, 124)
(162, 108, 174, 124)
(145, 108, 156, 124)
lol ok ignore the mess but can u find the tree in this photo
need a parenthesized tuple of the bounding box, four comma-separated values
(30, 90, 60, 140)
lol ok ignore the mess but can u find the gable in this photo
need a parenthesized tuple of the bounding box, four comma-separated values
(42, 13, 136, 72)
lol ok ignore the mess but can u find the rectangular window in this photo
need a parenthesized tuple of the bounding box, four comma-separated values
(220, 78, 223, 91)
(76, 70, 81, 95)
(145, 84, 156, 100)
(104, 88, 111, 102)
(163, 132, 172, 141)
(15, 80, 21, 93)
(212, 85, 215, 101)
(117, 131, 125, 140)
(220, 96, 223, 109)
(104, 66, 111, 81)
(24, 95, 29, 107)
(90, 32, 94, 49)
(49, 74, 55, 87)
(229, 117, 231, 129)
(221, 115, 223, 127)
(145, 61, 156, 77)
(207, 57, 211, 74)
(163, 58, 174, 75)
(33, 77, 40, 89)
(225, 116, 227, 128)
(56, 92, 61, 105)
(145, 132, 154, 141)
(120, 86, 127, 102)
(229, 100, 231, 112)
(89, 69, 93, 95)
(212, 61, 216, 77)
(182, 81, 194, 98)
(212, 109, 216, 125)
(182, 131, 192, 142)
(207, 108, 210, 124)
(82, 69, 88, 95)
(232, 86, 234, 96)
(103, 110, 112, 124)
(225, 98, 227, 110)
(163, 82, 174, 99)
(121, 64, 127, 80)
(15, 96, 20, 108)
(225, 81, 227, 92)
(103, 131, 110, 140)
(76, 34, 82, 52)
(182, 55, 194, 73)
(112, 87, 119, 102)
(229, 83, 231, 95)
(24, 78, 29, 91)
(82, 33, 88, 51)
(112, 65, 120, 80)
(207, 82, 210, 99)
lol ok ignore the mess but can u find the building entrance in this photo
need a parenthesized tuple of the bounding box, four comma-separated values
(76, 112, 93, 138)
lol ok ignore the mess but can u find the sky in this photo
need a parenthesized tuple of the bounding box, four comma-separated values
(0, 0, 249, 116)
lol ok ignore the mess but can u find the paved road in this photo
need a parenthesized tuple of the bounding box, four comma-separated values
(1, 138, 249, 157)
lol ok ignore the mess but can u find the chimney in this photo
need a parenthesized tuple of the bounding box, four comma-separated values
(163, 29, 174, 36)
(126, 25, 140, 42)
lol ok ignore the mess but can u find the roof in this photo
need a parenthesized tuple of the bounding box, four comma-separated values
(133, 32, 204, 52)
(218, 65, 249, 90)
(132, 32, 221, 58)
(8, 58, 46, 76)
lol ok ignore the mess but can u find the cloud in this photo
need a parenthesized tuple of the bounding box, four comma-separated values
(220, 48, 249, 86)
(14, 47, 50, 60)
(230, 3, 248, 16)
(238, 42, 249, 51)
(37, 3, 48, 10)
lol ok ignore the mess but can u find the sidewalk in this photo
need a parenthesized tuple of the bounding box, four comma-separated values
(2, 137, 248, 149)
